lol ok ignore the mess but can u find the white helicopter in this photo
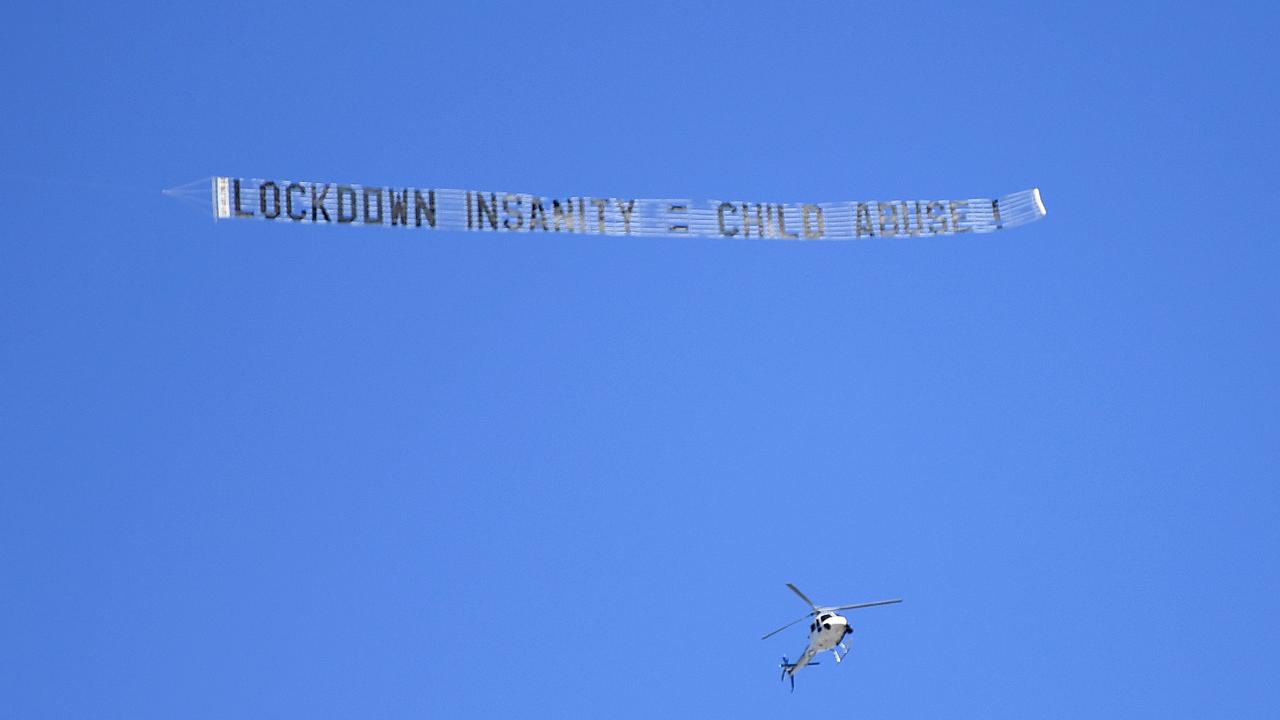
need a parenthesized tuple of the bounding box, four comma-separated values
(762, 583, 901, 690)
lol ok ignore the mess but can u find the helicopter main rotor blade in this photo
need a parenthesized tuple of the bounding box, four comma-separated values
(830, 599, 903, 611)
(786, 583, 819, 611)
(761, 613, 814, 640)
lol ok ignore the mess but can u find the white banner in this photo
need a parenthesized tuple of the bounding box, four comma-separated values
(211, 177, 1047, 240)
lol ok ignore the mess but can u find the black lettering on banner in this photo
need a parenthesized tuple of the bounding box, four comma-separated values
(855, 203, 875, 237)
(217, 182, 1032, 241)
(878, 202, 899, 237)
(414, 190, 437, 227)
(717, 202, 738, 236)
(742, 203, 765, 238)
(801, 204, 824, 239)
(259, 181, 281, 219)
(911, 201, 927, 235)
(529, 197, 548, 230)
(553, 199, 575, 232)
(311, 184, 332, 222)
(232, 178, 255, 217)
(926, 201, 948, 234)
(950, 200, 971, 233)
(336, 185, 358, 223)
(898, 201, 914, 236)
(899, 202, 913, 236)
(503, 194, 524, 230)
(592, 198, 608, 232)
(363, 187, 384, 225)
(476, 192, 499, 230)
(776, 205, 798, 239)
(286, 183, 306, 221)
(389, 189, 409, 226)
(667, 203, 688, 233)
(616, 199, 636, 234)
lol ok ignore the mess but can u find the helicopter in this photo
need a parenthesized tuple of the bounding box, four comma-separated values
(762, 583, 901, 690)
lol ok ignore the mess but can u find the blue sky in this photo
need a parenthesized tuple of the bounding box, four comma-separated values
(2, 2, 1277, 717)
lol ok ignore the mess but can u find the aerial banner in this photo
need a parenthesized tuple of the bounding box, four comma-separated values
(204, 177, 1046, 240)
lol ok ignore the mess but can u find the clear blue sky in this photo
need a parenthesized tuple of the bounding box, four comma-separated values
(2, 2, 1276, 717)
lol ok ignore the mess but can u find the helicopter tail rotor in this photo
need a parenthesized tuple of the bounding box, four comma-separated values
(779, 655, 819, 691)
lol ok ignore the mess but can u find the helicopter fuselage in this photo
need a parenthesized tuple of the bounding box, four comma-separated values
(789, 612, 852, 673)
(808, 612, 850, 650)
